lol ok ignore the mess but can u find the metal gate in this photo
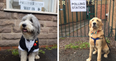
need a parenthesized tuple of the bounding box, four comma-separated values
(59, 0, 116, 40)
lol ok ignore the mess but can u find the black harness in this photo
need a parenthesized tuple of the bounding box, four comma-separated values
(19, 36, 39, 56)
(91, 37, 100, 47)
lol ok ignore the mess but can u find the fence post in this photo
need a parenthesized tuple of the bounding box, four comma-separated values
(59, 2, 63, 37)
(113, 0, 115, 41)
(108, 0, 111, 37)
(96, 0, 98, 17)
(76, 12, 78, 37)
(67, 0, 70, 37)
(62, 0, 66, 24)
(100, 0, 102, 19)
(80, 12, 82, 37)
(115, 22, 116, 41)
(111, 0, 114, 37)
(72, 12, 74, 37)
(62, 0, 67, 37)
(104, 0, 107, 36)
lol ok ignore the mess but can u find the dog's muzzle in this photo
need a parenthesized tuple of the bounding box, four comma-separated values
(22, 28, 28, 32)
(21, 23, 28, 32)
(22, 23, 26, 27)
(92, 22, 96, 28)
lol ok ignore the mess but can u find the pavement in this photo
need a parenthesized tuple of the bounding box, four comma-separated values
(59, 48, 116, 61)
(0, 48, 57, 61)
(36, 48, 57, 61)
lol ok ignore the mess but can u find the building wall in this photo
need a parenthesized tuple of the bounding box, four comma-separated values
(0, 0, 57, 47)
(95, 0, 108, 19)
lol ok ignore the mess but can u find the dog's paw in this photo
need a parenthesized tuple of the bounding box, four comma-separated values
(97, 59, 101, 61)
(93, 51, 97, 54)
(86, 58, 91, 61)
(104, 54, 108, 58)
(35, 55, 40, 59)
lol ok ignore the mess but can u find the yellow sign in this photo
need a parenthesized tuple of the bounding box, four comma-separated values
(59, 1, 65, 5)
(62, 1, 65, 5)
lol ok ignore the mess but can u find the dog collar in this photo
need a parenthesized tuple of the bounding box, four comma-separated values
(91, 37, 100, 46)
(91, 30, 100, 35)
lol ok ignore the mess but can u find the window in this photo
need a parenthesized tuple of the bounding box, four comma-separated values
(5, 0, 57, 14)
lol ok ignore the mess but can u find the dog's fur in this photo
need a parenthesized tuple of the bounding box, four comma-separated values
(86, 17, 110, 61)
(18, 14, 40, 61)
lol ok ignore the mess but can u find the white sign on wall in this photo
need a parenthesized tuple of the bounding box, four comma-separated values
(19, 0, 44, 11)
(21, 5, 41, 11)
(70, 0, 86, 12)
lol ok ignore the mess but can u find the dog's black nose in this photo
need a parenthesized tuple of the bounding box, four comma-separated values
(22, 24, 26, 27)
(93, 23, 96, 25)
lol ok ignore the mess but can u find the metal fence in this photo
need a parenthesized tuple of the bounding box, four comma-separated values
(59, 0, 116, 40)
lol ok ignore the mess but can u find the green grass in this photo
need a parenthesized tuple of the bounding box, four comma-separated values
(45, 46, 52, 50)
(67, 34, 69, 36)
(39, 49, 45, 54)
(79, 42, 89, 49)
(39, 45, 57, 54)
(51, 45, 57, 49)
(7, 45, 57, 55)
(7, 49, 12, 52)
(45, 45, 57, 50)
(7, 49, 19, 56)
(60, 37, 65, 40)
(64, 38, 110, 50)
(65, 41, 89, 49)
(8, 49, 46, 55)
(12, 49, 19, 56)
(106, 37, 110, 43)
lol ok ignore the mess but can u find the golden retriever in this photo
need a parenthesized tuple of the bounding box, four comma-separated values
(86, 17, 110, 61)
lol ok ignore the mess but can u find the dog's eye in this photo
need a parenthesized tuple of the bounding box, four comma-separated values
(22, 19, 25, 21)
(30, 19, 33, 23)
(97, 20, 99, 22)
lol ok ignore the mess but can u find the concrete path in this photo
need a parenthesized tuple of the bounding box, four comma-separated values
(59, 49, 116, 61)
(0, 48, 57, 61)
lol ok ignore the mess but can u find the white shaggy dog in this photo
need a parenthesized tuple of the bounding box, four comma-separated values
(18, 14, 40, 61)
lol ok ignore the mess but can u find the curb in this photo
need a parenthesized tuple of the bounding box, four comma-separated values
(0, 45, 56, 51)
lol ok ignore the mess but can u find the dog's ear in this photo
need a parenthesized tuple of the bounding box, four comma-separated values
(99, 21, 103, 30)
(101, 22, 103, 26)
(31, 14, 41, 34)
(37, 22, 41, 34)
(35, 20, 40, 34)
(89, 21, 91, 28)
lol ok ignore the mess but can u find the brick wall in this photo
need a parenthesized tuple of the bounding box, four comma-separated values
(0, 0, 57, 47)
(95, 0, 108, 19)
(96, 4, 108, 19)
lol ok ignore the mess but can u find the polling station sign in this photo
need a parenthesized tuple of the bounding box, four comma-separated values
(19, 0, 44, 11)
(20, 5, 41, 11)
(70, 0, 86, 12)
